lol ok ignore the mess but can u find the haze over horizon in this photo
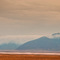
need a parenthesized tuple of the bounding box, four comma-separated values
(0, 0, 60, 44)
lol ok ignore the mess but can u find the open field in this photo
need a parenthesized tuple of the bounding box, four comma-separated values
(0, 54, 60, 60)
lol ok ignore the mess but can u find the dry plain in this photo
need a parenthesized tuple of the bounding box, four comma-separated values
(0, 54, 60, 60)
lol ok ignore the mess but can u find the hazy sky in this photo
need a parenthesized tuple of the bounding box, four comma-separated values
(0, 0, 60, 44)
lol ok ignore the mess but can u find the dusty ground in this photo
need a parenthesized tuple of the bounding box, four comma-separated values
(0, 54, 60, 60)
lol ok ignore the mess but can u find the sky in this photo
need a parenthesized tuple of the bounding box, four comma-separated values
(0, 0, 60, 44)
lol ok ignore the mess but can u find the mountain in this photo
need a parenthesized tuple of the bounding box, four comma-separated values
(0, 43, 20, 50)
(17, 36, 60, 51)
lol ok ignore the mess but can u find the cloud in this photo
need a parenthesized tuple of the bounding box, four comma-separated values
(0, 0, 60, 22)
(0, 0, 60, 28)
(52, 33, 60, 38)
(0, 0, 60, 19)
(0, 0, 60, 36)
(0, 35, 41, 44)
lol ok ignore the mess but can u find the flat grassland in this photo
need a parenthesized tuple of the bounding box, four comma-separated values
(0, 54, 60, 60)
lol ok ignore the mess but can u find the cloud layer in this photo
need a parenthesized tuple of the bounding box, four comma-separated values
(0, 35, 41, 44)
(0, 0, 60, 38)
(0, 0, 60, 20)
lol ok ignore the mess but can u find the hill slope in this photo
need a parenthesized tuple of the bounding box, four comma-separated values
(0, 43, 20, 50)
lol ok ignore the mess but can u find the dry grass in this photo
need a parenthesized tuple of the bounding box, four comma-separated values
(0, 54, 60, 60)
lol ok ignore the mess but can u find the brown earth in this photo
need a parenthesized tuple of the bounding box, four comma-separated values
(0, 54, 60, 60)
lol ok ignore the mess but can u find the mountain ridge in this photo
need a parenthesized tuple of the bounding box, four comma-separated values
(17, 36, 60, 51)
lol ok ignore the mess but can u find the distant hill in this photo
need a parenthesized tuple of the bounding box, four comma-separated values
(17, 36, 60, 51)
(0, 43, 20, 50)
